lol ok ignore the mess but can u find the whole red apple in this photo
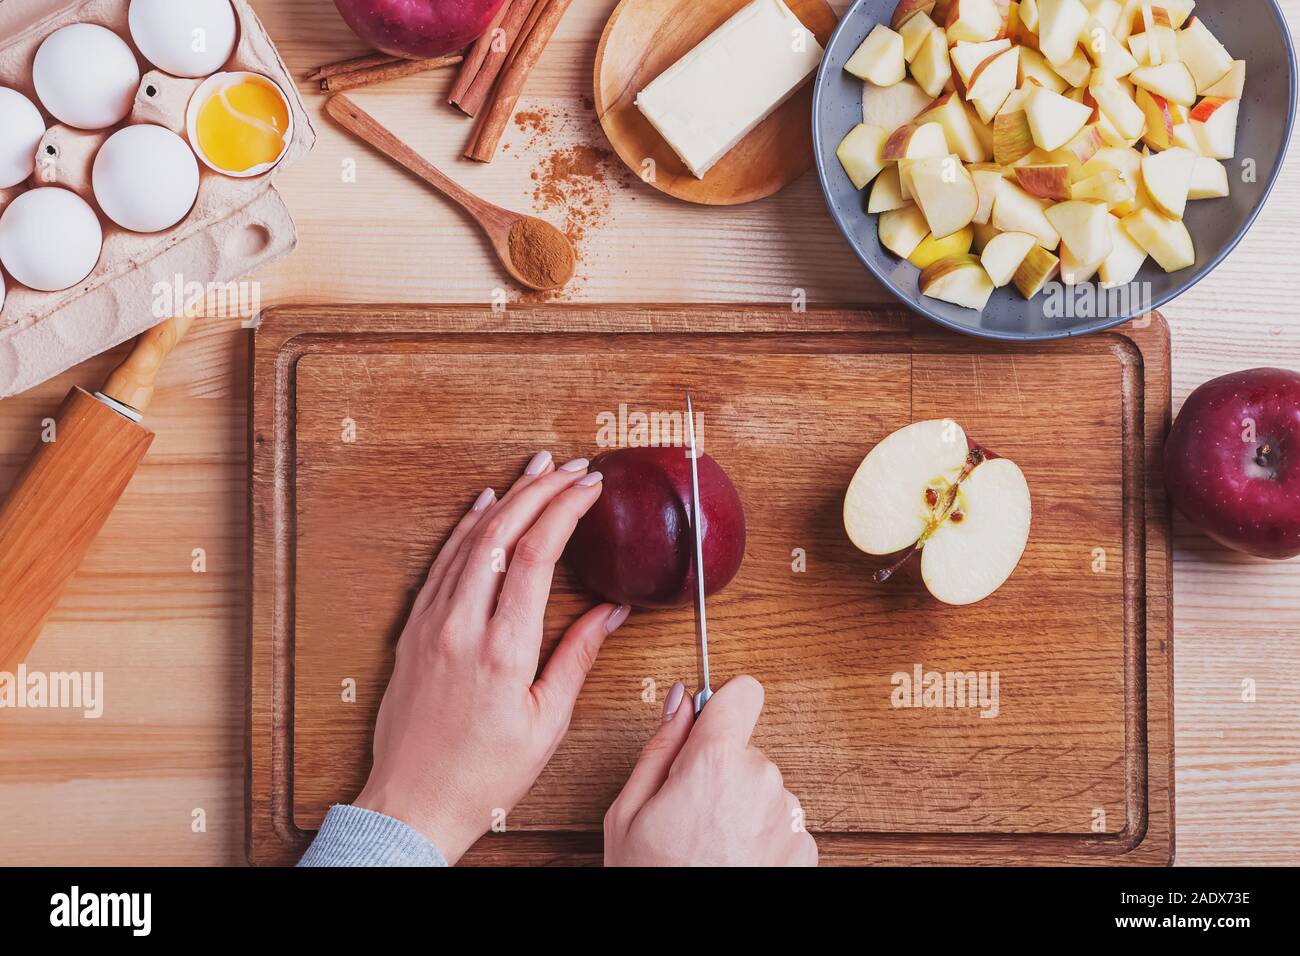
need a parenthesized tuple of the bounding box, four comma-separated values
(1164, 368, 1300, 559)
(566, 447, 746, 609)
(333, 0, 507, 60)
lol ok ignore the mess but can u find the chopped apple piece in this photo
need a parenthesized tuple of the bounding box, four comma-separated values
(980, 230, 1037, 285)
(1079, 144, 1144, 183)
(868, 166, 910, 213)
(837, 124, 890, 189)
(1090, 74, 1148, 140)
(883, 121, 951, 160)
(891, 0, 939, 30)
(1171, 122, 1200, 154)
(1025, 87, 1094, 150)
(1059, 242, 1105, 283)
(1187, 156, 1229, 200)
(952, 38, 1013, 85)
(1141, 147, 1196, 218)
(1122, 207, 1195, 271)
(1188, 95, 1239, 160)
(1201, 59, 1245, 99)
(1037, 0, 1089, 65)
(863, 79, 934, 134)
(1019, 46, 1069, 92)
(899, 11, 939, 61)
(880, 204, 931, 258)
(1099, 212, 1148, 286)
(911, 26, 954, 96)
(846, 24, 908, 86)
(1015, 164, 1072, 200)
(1061, 124, 1105, 165)
(1177, 16, 1233, 93)
(1071, 168, 1136, 205)
(967, 47, 1021, 123)
(919, 254, 996, 309)
(1045, 200, 1114, 263)
(1013, 244, 1061, 296)
(946, 0, 1004, 43)
(1130, 62, 1196, 106)
(971, 221, 1001, 252)
(1054, 48, 1094, 88)
(909, 225, 976, 267)
(1021, 0, 1041, 32)
(994, 109, 1037, 164)
(910, 155, 981, 238)
(993, 178, 1061, 248)
(1082, 19, 1137, 76)
(918, 91, 990, 162)
(970, 164, 1004, 222)
(1136, 88, 1176, 150)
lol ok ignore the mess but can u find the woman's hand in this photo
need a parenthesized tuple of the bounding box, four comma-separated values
(603, 675, 817, 867)
(354, 451, 629, 864)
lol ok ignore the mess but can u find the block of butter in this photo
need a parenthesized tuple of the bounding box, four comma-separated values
(635, 0, 824, 179)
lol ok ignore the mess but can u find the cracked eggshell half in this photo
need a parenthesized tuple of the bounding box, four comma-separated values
(186, 72, 294, 178)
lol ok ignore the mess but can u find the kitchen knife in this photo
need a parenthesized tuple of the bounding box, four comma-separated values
(686, 392, 711, 715)
(0, 312, 196, 671)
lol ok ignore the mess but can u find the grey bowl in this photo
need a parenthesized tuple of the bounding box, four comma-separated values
(812, 0, 1298, 341)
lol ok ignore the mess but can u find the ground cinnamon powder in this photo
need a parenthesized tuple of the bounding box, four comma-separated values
(508, 217, 576, 289)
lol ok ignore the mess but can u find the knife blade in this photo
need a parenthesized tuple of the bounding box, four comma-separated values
(686, 392, 711, 714)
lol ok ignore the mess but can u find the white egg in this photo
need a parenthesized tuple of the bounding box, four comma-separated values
(93, 125, 200, 233)
(129, 0, 238, 79)
(33, 24, 141, 130)
(0, 188, 103, 292)
(0, 269, 6, 315)
(0, 88, 46, 189)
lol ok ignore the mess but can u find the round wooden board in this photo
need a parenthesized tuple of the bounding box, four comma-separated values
(593, 0, 839, 206)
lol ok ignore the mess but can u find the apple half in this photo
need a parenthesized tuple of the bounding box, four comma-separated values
(843, 419, 1032, 605)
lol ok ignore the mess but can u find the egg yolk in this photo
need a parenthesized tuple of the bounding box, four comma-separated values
(195, 78, 289, 173)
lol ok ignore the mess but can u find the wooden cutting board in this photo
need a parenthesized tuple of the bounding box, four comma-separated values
(248, 305, 1173, 866)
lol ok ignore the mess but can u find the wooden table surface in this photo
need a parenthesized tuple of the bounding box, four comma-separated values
(0, 0, 1296, 866)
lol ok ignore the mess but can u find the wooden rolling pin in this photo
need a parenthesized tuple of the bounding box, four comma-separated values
(0, 313, 196, 671)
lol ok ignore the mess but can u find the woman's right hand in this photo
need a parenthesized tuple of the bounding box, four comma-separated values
(603, 675, 817, 867)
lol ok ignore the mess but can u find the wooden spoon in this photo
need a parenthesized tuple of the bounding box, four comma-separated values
(324, 94, 576, 292)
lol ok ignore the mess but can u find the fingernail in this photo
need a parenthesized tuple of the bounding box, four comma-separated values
(662, 681, 685, 721)
(576, 471, 603, 487)
(559, 457, 589, 472)
(605, 603, 630, 633)
(472, 488, 495, 512)
(524, 450, 552, 476)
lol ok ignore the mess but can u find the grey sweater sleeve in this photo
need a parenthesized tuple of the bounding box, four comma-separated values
(298, 804, 449, 867)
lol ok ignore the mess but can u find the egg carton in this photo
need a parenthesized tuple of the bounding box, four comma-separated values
(0, 0, 315, 398)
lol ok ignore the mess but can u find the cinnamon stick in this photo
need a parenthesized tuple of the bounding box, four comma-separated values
(306, 52, 401, 82)
(465, 0, 574, 163)
(321, 55, 464, 93)
(454, 0, 546, 117)
(448, 0, 514, 110)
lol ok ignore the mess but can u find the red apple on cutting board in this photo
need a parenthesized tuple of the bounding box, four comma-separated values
(333, 0, 508, 59)
(1164, 368, 1300, 559)
(566, 447, 746, 609)
(843, 419, 1032, 605)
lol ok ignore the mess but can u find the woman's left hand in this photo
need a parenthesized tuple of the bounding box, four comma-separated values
(354, 451, 628, 863)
